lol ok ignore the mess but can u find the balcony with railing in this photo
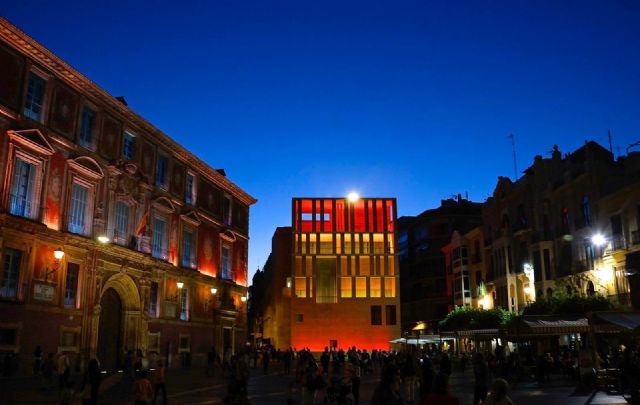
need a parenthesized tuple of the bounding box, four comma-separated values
(151, 246, 168, 261)
(611, 235, 626, 252)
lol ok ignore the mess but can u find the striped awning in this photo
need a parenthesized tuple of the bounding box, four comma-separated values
(457, 328, 500, 337)
(521, 316, 589, 334)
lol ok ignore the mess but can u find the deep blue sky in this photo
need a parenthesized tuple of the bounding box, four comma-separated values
(4, 1, 640, 281)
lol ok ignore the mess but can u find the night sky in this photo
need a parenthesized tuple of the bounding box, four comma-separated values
(4, 1, 639, 281)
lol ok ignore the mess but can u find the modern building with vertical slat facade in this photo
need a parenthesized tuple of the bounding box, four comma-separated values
(261, 197, 400, 351)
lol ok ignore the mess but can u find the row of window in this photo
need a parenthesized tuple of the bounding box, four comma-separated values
(293, 276, 396, 299)
(295, 233, 395, 255)
(22, 71, 237, 218)
(294, 255, 396, 277)
(8, 158, 237, 278)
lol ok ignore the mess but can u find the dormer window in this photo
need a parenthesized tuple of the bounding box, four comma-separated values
(23, 71, 46, 122)
(185, 172, 195, 205)
(122, 131, 136, 160)
(79, 106, 97, 150)
(223, 194, 232, 226)
(156, 154, 168, 190)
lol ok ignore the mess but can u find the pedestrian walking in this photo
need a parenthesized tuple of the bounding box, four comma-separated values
(473, 353, 489, 404)
(349, 356, 362, 404)
(371, 364, 402, 405)
(133, 369, 154, 405)
(57, 352, 70, 393)
(421, 373, 460, 405)
(263, 348, 270, 374)
(207, 346, 216, 377)
(439, 353, 452, 376)
(482, 378, 514, 405)
(81, 358, 101, 405)
(153, 359, 168, 405)
(42, 352, 55, 390)
(33, 345, 42, 375)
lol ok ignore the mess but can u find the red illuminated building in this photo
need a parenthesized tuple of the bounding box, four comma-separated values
(0, 17, 255, 371)
(261, 197, 400, 351)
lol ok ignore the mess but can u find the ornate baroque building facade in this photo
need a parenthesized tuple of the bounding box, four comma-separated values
(0, 17, 256, 370)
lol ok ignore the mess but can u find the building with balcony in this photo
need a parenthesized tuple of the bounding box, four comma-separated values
(0, 17, 256, 371)
(442, 226, 493, 310)
(260, 197, 400, 351)
(398, 196, 482, 330)
(481, 141, 640, 312)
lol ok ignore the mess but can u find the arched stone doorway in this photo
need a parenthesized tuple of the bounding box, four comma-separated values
(97, 288, 122, 370)
(92, 273, 144, 370)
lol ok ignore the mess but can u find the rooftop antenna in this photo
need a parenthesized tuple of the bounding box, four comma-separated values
(608, 129, 614, 156)
(507, 134, 518, 180)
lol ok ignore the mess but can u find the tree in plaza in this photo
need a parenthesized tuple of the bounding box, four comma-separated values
(438, 306, 515, 331)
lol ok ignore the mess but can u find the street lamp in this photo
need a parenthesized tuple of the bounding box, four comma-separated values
(210, 287, 217, 295)
(44, 248, 65, 282)
(176, 281, 184, 289)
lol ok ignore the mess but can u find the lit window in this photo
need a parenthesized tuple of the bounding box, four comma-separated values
(122, 132, 136, 160)
(64, 263, 79, 308)
(185, 173, 195, 205)
(223, 194, 232, 226)
(114, 201, 130, 245)
(156, 155, 168, 189)
(182, 226, 196, 269)
(221, 245, 232, 279)
(23, 72, 46, 122)
(295, 277, 307, 298)
(9, 158, 37, 219)
(179, 287, 188, 321)
(370, 277, 381, 297)
(359, 256, 371, 276)
(68, 183, 89, 235)
(384, 277, 396, 297)
(79, 107, 96, 150)
(340, 277, 352, 298)
(151, 217, 168, 260)
(0, 248, 22, 299)
(355, 277, 367, 298)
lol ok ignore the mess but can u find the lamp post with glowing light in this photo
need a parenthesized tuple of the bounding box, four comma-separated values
(44, 248, 65, 282)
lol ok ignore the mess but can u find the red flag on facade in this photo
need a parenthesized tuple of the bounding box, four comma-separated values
(136, 209, 149, 236)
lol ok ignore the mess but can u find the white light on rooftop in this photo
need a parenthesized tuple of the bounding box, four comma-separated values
(347, 192, 360, 202)
(592, 234, 606, 247)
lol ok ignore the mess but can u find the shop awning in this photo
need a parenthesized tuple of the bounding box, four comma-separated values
(457, 328, 500, 337)
(593, 311, 640, 331)
(521, 315, 589, 334)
